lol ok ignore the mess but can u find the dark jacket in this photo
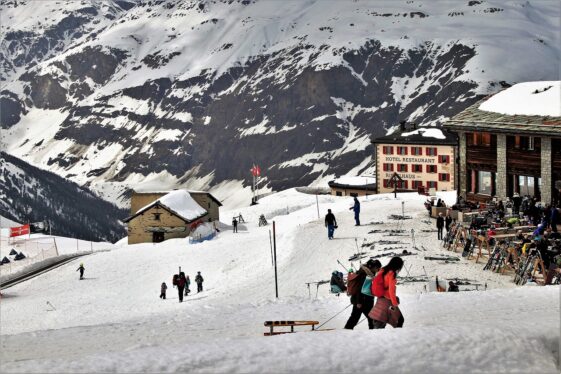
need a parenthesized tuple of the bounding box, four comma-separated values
(195, 274, 204, 284)
(436, 216, 445, 229)
(350, 265, 375, 305)
(325, 213, 337, 226)
(445, 216, 452, 230)
(350, 199, 360, 213)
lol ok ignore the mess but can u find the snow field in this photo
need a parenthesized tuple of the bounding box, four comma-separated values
(1, 189, 559, 372)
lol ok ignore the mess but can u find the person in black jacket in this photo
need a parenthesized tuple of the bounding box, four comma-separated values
(436, 213, 445, 240)
(325, 209, 337, 240)
(445, 214, 452, 233)
(344, 259, 381, 330)
(195, 271, 204, 293)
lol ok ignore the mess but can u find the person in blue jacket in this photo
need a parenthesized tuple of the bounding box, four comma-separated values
(350, 197, 361, 226)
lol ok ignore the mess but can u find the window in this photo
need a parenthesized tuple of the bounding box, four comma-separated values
(382, 146, 394, 155)
(426, 165, 437, 173)
(426, 147, 438, 156)
(397, 164, 408, 172)
(412, 164, 423, 173)
(427, 181, 438, 189)
(383, 179, 391, 188)
(383, 163, 394, 172)
(469, 132, 494, 147)
(153, 213, 161, 221)
(438, 155, 450, 164)
(350, 193, 358, 197)
(477, 171, 493, 195)
(208, 202, 211, 208)
(412, 181, 423, 189)
(336, 191, 342, 196)
(439, 173, 450, 182)
(513, 136, 539, 151)
(397, 146, 408, 155)
(411, 147, 423, 156)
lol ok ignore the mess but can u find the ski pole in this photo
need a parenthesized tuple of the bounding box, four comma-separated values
(337, 259, 350, 272)
(316, 303, 352, 330)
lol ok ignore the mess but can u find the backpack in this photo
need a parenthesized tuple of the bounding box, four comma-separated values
(346, 272, 362, 296)
(172, 274, 179, 286)
(361, 275, 373, 296)
(371, 271, 386, 297)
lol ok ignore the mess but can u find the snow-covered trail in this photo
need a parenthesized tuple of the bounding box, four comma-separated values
(1, 190, 558, 372)
(2, 287, 559, 373)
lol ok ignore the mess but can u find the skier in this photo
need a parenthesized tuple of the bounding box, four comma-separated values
(436, 213, 445, 240)
(160, 282, 168, 299)
(369, 256, 404, 329)
(344, 259, 381, 330)
(176, 272, 187, 302)
(76, 263, 85, 280)
(232, 217, 238, 233)
(349, 197, 361, 226)
(325, 209, 337, 240)
(195, 271, 204, 293)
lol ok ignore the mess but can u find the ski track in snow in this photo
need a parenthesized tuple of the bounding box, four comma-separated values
(0, 190, 559, 373)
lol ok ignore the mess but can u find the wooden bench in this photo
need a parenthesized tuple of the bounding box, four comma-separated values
(264, 320, 319, 336)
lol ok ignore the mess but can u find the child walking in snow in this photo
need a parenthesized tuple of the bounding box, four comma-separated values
(76, 263, 85, 280)
(160, 282, 167, 299)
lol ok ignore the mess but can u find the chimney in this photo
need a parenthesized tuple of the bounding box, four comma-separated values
(399, 120, 406, 131)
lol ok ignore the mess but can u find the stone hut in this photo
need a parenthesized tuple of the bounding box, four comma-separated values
(123, 190, 221, 244)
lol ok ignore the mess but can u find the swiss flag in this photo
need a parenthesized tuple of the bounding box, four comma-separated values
(251, 165, 261, 177)
(9, 224, 30, 237)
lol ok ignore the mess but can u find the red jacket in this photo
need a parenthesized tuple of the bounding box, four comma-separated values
(176, 278, 186, 288)
(382, 270, 399, 306)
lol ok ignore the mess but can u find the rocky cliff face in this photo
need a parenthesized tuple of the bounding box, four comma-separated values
(1, 0, 559, 207)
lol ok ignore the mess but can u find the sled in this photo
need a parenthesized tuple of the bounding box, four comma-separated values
(264, 320, 319, 336)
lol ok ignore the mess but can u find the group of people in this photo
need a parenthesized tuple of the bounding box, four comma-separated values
(161, 271, 205, 302)
(343, 256, 405, 330)
(324, 197, 361, 240)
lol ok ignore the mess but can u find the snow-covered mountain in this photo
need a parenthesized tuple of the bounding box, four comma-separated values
(0, 152, 127, 242)
(1, 0, 559, 207)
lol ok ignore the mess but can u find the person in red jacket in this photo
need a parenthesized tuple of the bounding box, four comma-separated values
(369, 256, 404, 329)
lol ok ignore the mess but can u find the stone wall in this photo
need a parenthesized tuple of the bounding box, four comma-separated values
(541, 137, 552, 204)
(496, 134, 507, 200)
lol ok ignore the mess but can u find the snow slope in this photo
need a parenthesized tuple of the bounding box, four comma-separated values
(1, 189, 559, 372)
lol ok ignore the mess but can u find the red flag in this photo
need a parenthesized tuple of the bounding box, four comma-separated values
(255, 165, 261, 176)
(9, 224, 30, 237)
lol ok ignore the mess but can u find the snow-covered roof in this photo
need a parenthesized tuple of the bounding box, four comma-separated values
(329, 176, 376, 189)
(372, 126, 457, 146)
(124, 190, 207, 223)
(445, 82, 561, 136)
(478, 81, 561, 117)
(401, 128, 446, 140)
(132, 189, 223, 206)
